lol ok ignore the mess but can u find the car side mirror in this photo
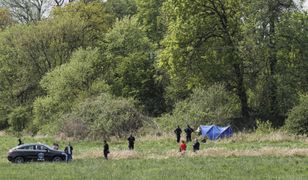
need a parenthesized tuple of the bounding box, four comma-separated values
(45, 149, 49, 152)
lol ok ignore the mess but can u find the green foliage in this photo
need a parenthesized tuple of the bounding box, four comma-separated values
(255, 120, 274, 134)
(52, 1, 111, 46)
(0, 104, 9, 130)
(157, 84, 240, 131)
(105, 0, 137, 20)
(284, 95, 308, 136)
(243, 3, 307, 125)
(105, 17, 166, 115)
(159, 0, 251, 119)
(0, 0, 307, 135)
(59, 93, 147, 139)
(0, 7, 14, 30)
(33, 48, 108, 128)
(135, 0, 166, 43)
(8, 106, 30, 132)
(0, 1, 111, 131)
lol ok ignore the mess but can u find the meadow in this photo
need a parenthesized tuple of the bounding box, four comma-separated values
(0, 131, 308, 180)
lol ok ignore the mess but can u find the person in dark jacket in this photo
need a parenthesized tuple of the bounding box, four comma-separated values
(64, 142, 73, 162)
(193, 138, 200, 152)
(127, 134, 135, 150)
(18, 138, 23, 146)
(103, 140, 109, 160)
(184, 125, 194, 142)
(174, 126, 182, 143)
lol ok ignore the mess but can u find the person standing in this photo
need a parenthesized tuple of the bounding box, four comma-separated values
(193, 138, 200, 152)
(18, 138, 23, 146)
(64, 142, 73, 162)
(179, 140, 187, 155)
(103, 140, 110, 160)
(174, 126, 182, 143)
(52, 143, 59, 150)
(184, 125, 194, 142)
(127, 134, 135, 150)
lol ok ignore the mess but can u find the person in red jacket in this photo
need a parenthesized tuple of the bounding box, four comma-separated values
(179, 140, 187, 155)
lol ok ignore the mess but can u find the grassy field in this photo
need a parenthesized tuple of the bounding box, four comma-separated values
(0, 131, 308, 179)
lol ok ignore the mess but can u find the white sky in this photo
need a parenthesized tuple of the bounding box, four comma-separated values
(304, 0, 308, 9)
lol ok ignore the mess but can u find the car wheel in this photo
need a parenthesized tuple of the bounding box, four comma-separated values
(14, 157, 24, 163)
(52, 156, 62, 162)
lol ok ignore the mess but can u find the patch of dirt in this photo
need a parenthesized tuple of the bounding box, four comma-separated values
(76, 150, 140, 160)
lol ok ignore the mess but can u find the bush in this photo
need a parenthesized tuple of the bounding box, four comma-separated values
(8, 106, 30, 132)
(59, 93, 148, 139)
(255, 120, 274, 134)
(0, 104, 9, 130)
(284, 95, 308, 136)
(156, 84, 240, 131)
(33, 48, 109, 129)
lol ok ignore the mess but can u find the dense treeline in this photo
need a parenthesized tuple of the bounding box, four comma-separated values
(0, 0, 307, 138)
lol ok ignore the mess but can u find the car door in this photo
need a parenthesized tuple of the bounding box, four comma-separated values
(35, 145, 48, 161)
(18, 145, 36, 161)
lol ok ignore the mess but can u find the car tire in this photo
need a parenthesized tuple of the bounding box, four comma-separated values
(14, 156, 24, 163)
(52, 156, 62, 162)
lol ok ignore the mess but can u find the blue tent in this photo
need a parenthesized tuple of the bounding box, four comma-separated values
(200, 125, 233, 140)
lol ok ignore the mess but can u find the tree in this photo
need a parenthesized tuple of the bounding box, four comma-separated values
(54, 0, 64, 6)
(0, 2, 111, 130)
(244, 0, 307, 125)
(33, 48, 107, 128)
(104, 17, 166, 116)
(135, 0, 166, 43)
(105, 0, 137, 20)
(160, 0, 251, 123)
(0, 0, 53, 23)
(157, 84, 241, 131)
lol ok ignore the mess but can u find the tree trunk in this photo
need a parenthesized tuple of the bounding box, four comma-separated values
(268, 4, 279, 121)
(234, 64, 250, 119)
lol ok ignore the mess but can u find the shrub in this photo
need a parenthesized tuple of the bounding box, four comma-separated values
(284, 95, 308, 136)
(33, 48, 109, 129)
(255, 120, 274, 134)
(156, 84, 240, 131)
(8, 106, 30, 132)
(59, 93, 148, 139)
(0, 104, 9, 130)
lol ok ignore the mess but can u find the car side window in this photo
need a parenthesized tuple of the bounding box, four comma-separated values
(37, 145, 48, 150)
(18, 145, 35, 150)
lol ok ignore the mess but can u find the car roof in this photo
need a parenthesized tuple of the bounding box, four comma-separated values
(16, 143, 51, 148)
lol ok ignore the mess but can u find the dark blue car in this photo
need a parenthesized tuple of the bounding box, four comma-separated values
(8, 143, 67, 163)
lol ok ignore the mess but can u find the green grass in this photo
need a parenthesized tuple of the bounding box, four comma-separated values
(0, 132, 308, 179)
(0, 157, 307, 180)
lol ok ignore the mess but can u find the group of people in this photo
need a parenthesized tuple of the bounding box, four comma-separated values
(51, 142, 74, 162)
(174, 125, 194, 143)
(104, 125, 203, 159)
(175, 125, 204, 155)
(17, 125, 204, 161)
(103, 134, 136, 160)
